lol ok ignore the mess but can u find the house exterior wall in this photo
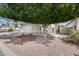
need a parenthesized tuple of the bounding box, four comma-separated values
(22, 23, 41, 33)
(47, 24, 55, 33)
(59, 27, 73, 35)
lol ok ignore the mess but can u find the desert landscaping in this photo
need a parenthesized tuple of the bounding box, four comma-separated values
(0, 33, 79, 56)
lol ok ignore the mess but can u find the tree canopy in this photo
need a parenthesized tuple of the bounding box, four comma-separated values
(0, 3, 78, 24)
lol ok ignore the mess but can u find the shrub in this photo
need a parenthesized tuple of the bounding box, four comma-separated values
(64, 30, 79, 43)
(8, 28, 14, 32)
(0, 26, 1, 29)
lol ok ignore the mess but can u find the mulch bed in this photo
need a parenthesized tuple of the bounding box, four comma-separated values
(16, 34, 37, 41)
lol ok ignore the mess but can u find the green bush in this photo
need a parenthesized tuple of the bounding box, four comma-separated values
(64, 30, 79, 43)
(0, 26, 1, 29)
(8, 28, 14, 32)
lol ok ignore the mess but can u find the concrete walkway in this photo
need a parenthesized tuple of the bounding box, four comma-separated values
(0, 42, 16, 56)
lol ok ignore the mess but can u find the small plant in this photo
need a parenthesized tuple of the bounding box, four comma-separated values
(0, 26, 1, 29)
(8, 28, 14, 32)
(64, 30, 79, 43)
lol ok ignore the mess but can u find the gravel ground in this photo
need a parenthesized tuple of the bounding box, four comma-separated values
(0, 38, 79, 56)
(0, 50, 5, 56)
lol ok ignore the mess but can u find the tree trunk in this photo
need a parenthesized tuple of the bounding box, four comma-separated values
(42, 24, 48, 43)
(57, 26, 60, 33)
(74, 19, 77, 30)
(43, 26, 47, 40)
(54, 24, 57, 34)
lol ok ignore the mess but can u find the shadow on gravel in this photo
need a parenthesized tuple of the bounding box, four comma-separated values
(35, 34, 55, 46)
(73, 53, 79, 56)
(0, 33, 55, 46)
(62, 38, 79, 49)
(5, 34, 37, 45)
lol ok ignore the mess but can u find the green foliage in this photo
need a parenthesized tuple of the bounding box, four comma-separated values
(0, 7, 15, 19)
(0, 3, 78, 24)
(8, 28, 14, 32)
(64, 30, 79, 43)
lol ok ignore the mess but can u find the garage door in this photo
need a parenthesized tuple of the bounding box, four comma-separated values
(22, 25, 32, 33)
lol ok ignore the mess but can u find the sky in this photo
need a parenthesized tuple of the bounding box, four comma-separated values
(0, 0, 78, 3)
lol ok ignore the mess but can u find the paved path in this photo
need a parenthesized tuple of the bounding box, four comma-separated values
(0, 42, 16, 56)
